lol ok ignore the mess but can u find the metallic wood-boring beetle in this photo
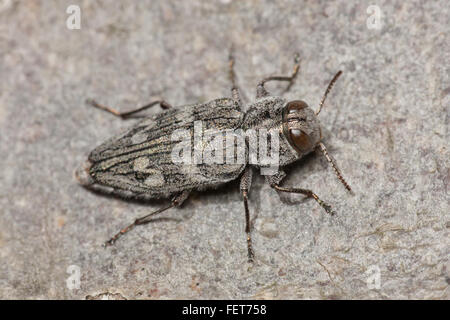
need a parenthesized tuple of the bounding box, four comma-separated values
(75, 53, 352, 262)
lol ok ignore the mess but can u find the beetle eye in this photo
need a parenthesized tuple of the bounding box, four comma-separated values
(282, 100, 312, 153)
(289, 129, 311, 151)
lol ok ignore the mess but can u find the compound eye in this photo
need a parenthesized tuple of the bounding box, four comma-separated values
(282, 100, 312, 152)
(287, 100, 308, 113)
(289, 129, 311, 151)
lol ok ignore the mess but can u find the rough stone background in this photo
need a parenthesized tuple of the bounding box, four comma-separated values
(0, 0, 448, 299)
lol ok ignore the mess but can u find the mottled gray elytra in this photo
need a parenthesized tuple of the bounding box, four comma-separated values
(75, 52, 351, 262)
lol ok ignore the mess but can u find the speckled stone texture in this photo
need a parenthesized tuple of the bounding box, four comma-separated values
(0, 0, 448, 299)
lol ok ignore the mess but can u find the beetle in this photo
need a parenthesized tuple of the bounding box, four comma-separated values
(75, 53, 351, 262)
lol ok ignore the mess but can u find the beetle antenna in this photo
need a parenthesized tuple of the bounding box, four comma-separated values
(318, 142, 352, 192)
(316, 70, 342, 115)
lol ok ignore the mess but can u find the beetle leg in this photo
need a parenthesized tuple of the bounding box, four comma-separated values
(103, 191, 189, 247)
(228, 48, 244, 109)
(86, 98, 172, 119)
(240, 166, 254, 262)
(270, 184, 335, 215)
(256, 53, 300, 99)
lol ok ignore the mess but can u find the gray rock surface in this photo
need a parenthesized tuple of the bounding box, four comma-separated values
(0, 0, 448, 299)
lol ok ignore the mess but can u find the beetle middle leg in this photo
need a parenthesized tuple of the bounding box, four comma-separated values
(103, 191, 189, 247)
(240, 166, 255, 262)
(86, 98, 172, 119)
(256, 53, 301, 99)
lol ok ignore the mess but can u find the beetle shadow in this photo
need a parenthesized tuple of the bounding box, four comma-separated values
(190, 178, 241, 204)
(138, 217, 183, 224)
(79, 178, 242, 223)
(81, 187, 170, 207)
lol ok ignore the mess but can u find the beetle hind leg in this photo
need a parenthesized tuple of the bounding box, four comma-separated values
(103, 191, 189, 247)
(86, 98, 172, 119)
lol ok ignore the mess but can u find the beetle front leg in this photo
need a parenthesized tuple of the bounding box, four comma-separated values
(271, 185, 335, 215)
(265, 171, 335, 215)
(256, 53, 300, 99)
(228, 48, 244, 109)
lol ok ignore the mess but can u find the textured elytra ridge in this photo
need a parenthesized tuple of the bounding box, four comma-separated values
(78, 98, 246, 198)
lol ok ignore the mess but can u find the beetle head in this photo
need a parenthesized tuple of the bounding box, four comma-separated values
(281, 100, 321, 155)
